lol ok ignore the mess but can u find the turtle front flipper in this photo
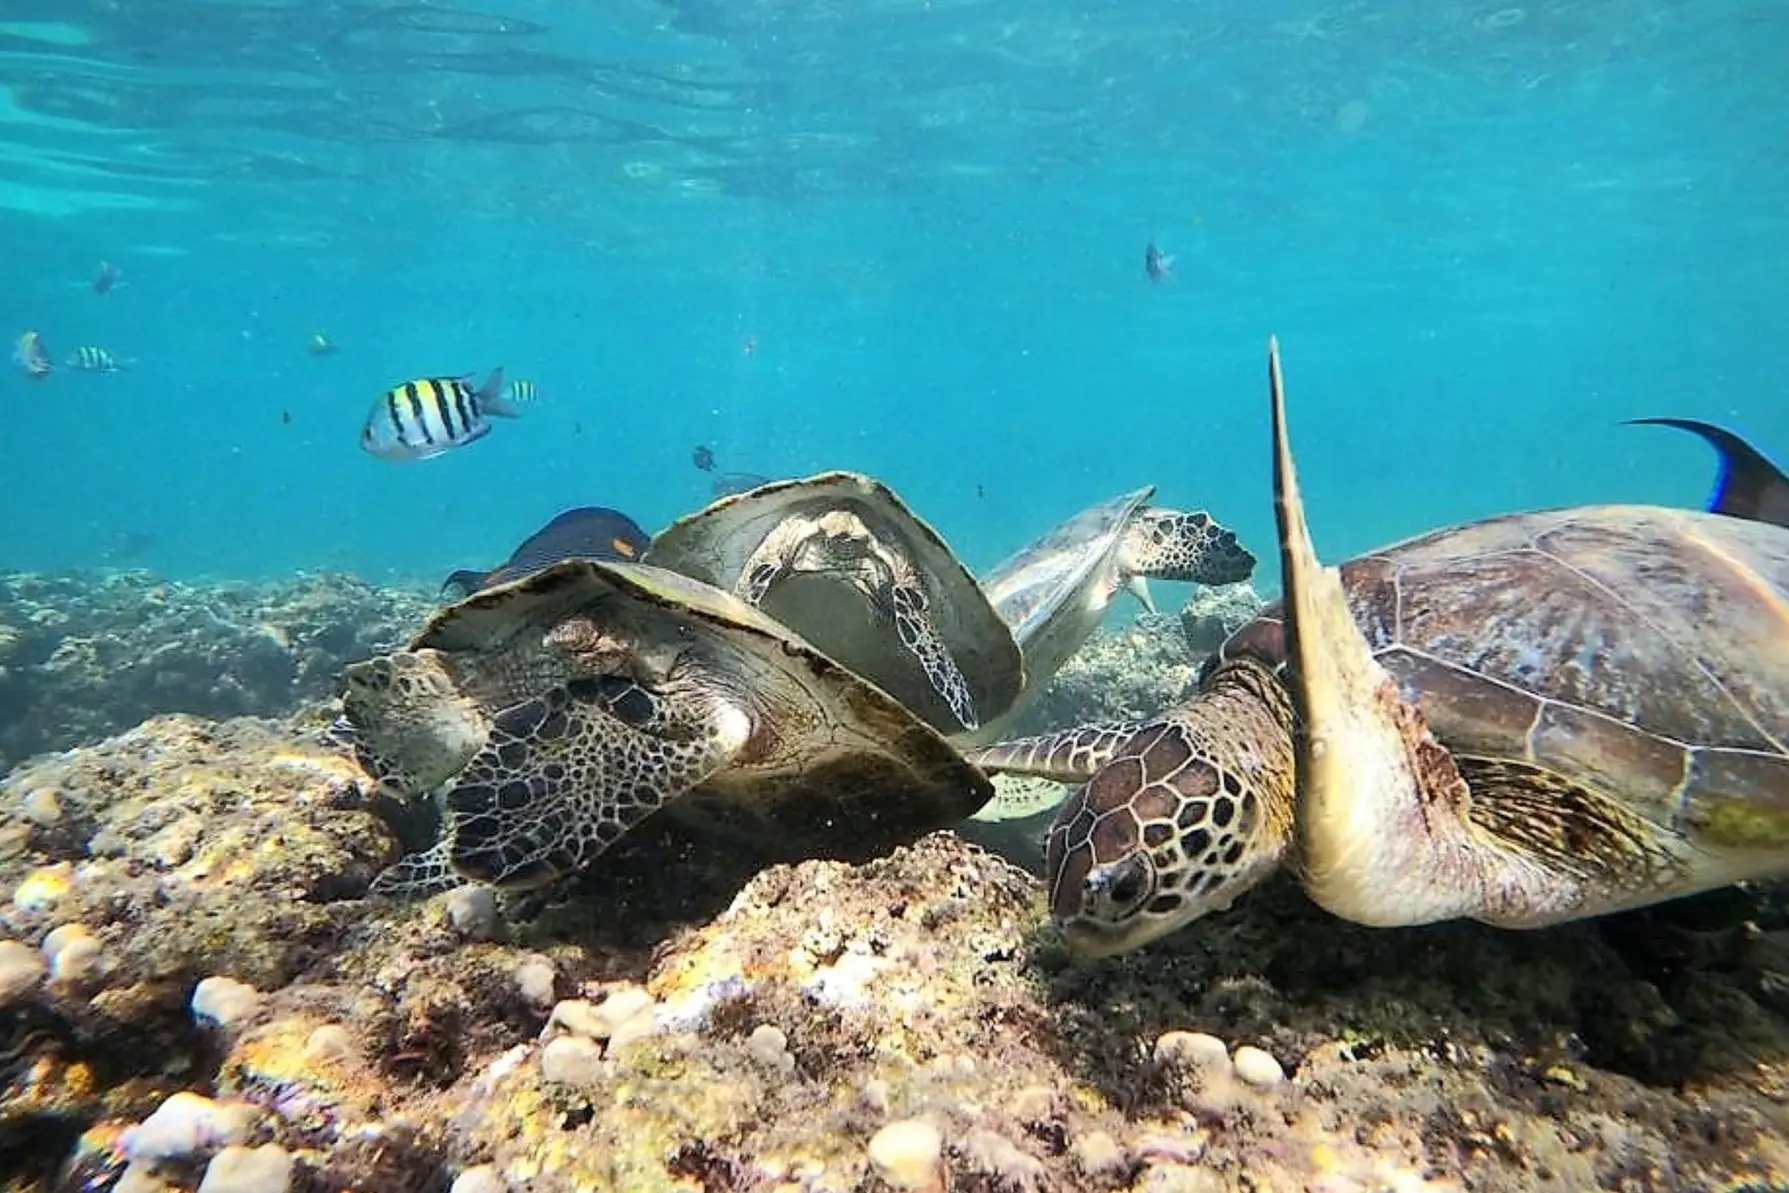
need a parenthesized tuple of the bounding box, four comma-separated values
(1119, 510, 1258, 607)
(738, 546, 791, 606)
(889, 577, 980, 731)
(370, 837, 463, 899)
(1268, 338, 1491, 927)
(966, 723, 1141, 780)
(441, 675, 750, 890)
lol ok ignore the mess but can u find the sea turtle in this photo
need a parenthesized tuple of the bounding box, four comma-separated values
(340, 557, 994, 892)
(970, 339, 1789, 958)
(645, 471, 1022, 737)
(968, 485, 1257, 745)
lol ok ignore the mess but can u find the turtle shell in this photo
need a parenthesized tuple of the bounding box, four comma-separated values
(394, 558, 995, 862)
(983, 485, 1155, 649)
(1213, 504, 1789, 847)
(645, 470, 1023, 734)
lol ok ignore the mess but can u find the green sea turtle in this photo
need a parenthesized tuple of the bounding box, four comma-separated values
(971, 339, 1789, 958)
(341, 558, 993, 892)
(966, 485, 1257, 746)
(645, 471, 1022, 736)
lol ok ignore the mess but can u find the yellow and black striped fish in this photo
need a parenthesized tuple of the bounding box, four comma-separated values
(359, 368, 520, 461)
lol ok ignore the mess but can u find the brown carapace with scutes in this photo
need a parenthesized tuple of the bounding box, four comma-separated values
(342, 558, 993, 893)
(971, 340, 1789, 958)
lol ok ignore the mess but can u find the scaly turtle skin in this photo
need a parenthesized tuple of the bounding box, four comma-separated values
(645, 471, 1022, 736)
(341, 558, 993, 892)
(970, 485, 1256, 746)
(971, 339, 1789, 958)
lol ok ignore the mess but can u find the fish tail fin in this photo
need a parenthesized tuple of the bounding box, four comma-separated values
(441, 568, 490, 598)
(478, 367, 524, 418)
(1628, 416, 1789, 529)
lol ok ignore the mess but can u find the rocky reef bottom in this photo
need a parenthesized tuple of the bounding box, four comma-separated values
(0, 569, 437, 773)
(1, 713, 1786, 1193)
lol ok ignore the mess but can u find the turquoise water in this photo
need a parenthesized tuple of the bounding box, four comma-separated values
(1, 1, 1785, 587)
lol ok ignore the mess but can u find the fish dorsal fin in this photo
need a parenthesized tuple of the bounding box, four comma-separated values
(1628, 417, 1789, 529)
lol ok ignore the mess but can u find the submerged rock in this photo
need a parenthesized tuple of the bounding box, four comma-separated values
(0, 615, 1783, 1190)
(1018, 584, 1266, 737)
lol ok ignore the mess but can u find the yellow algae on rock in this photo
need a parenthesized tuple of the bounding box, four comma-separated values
(213, 1011, 382, 1141)
(11, 860, 75, 910)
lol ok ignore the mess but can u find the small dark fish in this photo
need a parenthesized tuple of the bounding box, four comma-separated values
(360, 368, 520, 462)
(308, 333, 339, 357)
(65, 345, 128, 373)
(711, 471, 772, 499)
(12, 331, 50, 380)
(691, 444, 770, 497)
(281, 410, 293, 426)
(442, 506, 653, 598)
(92, 260, 123, 295)
(1628, 417, 1789, 529)
(1145, 240, 1174, 283)
(976, 483, 985, 500)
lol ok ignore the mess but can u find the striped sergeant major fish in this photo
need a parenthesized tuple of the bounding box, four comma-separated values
(360, 368, 522, 461)
(66, 345, 128, 373)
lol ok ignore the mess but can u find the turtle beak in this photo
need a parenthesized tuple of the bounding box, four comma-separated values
(1126, 574, 1157, 614)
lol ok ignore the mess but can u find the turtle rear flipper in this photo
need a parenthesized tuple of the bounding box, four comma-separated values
(966, 722, 1141, 781)
(444, 676, 750, 890)
(1122, 509, 1258, 589)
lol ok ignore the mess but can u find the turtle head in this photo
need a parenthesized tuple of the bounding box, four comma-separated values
(1116, 509, 1258, 606)
(1043, 663, 1296, 958)
(341, 650, 489, 797)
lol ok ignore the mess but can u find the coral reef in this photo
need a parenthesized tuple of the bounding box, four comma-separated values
(1018, 585, 1266, 737)
(0, 570, 436, 770)
(2, 691, 1786, 1191)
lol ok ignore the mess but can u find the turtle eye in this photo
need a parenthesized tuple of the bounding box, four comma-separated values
(1088, 855, 1152, 915)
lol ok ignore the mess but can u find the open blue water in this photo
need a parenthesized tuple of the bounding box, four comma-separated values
(0, 1, 1784, 589)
